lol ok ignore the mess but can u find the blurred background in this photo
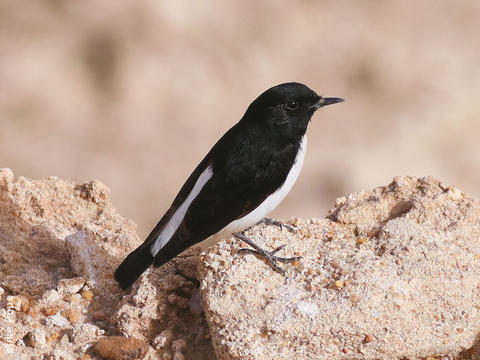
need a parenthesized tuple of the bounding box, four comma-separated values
(1, 1, 479, 239)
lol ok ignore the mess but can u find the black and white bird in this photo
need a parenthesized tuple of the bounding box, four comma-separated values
(114, 82, 344, 290)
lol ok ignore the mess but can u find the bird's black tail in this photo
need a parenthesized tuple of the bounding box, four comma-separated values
(114, 244, 154, 290)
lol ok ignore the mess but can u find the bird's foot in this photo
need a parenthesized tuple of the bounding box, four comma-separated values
(258, 217, 296, 233)
(233, 232, 301, 275)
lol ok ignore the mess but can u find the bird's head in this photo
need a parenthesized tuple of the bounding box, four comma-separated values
(243, 82, 344, 140)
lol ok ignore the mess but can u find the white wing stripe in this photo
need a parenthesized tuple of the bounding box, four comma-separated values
(150, 165, 213, 256)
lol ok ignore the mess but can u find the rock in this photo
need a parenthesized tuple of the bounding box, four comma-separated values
(199, 176, 480, 360)
(26, 329, 47, 348)
(0, 315, 26, 344)
(58, 333, 70, 347)
(80, 288, 94, 300)
(9, 168, 478, 359)
(0, 169, 144, 358)
(44, 349, 75, 360)
(94, 336, 149, 360)
(69, 323, 103, 344)
(45, 314, 69, 329)
(57, 277, 85, 294)
(65, 231, 97, 282)
(42, 289, 61, 304)
(0, 168, 138, 299)
(6, 295, 30, 312)
(62, 309, 82, 324)
(0, 169, 216, 360)
(152, 330, 174, 350)
(74, 179, 111, 207)
(42, 306, 58, 316)
(112, 252, 215, 359)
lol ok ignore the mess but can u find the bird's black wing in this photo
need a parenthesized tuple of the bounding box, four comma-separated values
(151, 132, 299, 267)
(114, 125, 238, 289)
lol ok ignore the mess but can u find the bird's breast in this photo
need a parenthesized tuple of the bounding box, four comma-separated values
(216, 135, 307, 238)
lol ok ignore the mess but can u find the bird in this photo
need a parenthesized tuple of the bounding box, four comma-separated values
(114, 82, 344, 290)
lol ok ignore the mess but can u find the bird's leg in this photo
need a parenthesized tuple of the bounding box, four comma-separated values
(233, 232, 301, 275)
(257, 217, 296, 233)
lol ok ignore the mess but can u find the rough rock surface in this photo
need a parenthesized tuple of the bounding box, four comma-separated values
(113, 251, 215, 360)
(3, 169, 480, 359)
(94, 336, 149, 360)
(0, 169, 214, 360)
(199, 176, 480, 360)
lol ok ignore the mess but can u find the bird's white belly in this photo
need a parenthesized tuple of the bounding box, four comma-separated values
(213, 135, 307, 241)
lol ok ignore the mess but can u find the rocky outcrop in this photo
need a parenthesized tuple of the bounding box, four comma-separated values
(199, 176, 480, 360)
(0, 169, 214, 360)
(2, 169, 480, 360)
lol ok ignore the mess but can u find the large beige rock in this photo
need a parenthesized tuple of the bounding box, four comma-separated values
(0, 168, 138, 358)
(0, 168, 137, 299)
(0, 169, 215, 360)
(4, 169, 480, 359)
(199, 176, 480, 360)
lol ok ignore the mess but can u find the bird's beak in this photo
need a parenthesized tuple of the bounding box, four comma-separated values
(311, 97, 345, 109)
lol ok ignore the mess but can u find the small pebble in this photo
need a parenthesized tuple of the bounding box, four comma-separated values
(349, 294, 361, 304)
(46, 314, 69, 328)
(6, 295, 30, 312)
(47, 332, 59, 342)
(26, 328, 47, 348)
(357, 237, 368, 245)
(16, 338, 26, 347)
(59, 333, 70, 347)
(94, 336, 148, 360)
(58, 277, 85, 294)
(69, 323, 101, 344)
(152, 329, 174, 350)
(62, 309, 81, 323)
(43, 289, 61, 303)
(81, 290, 94, 300)
(43, 306, 58, 316)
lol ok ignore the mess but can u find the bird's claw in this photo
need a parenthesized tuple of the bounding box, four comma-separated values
(259, 217, 296, 233)
(234, 232, 301, 275)
(238, 247, 301, 274)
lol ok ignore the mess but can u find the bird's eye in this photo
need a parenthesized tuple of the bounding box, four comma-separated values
(284, 100, 299, 111)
